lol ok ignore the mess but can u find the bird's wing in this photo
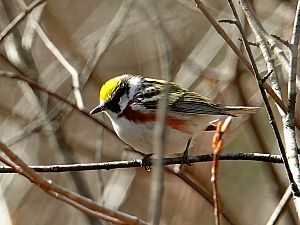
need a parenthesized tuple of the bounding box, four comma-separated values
(132, 79, 230, 115)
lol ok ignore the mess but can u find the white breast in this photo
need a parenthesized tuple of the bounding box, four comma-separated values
(105, 111, 192, 155)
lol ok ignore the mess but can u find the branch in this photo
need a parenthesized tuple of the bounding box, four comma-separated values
(146, 1, 173, 224)
(266, 187, 292, 225)
(238, 0, 300, 94)
(0, 0, 47, 43)
(193, 0, 287, 113)
(35, 23, 84, 109)
(282, 0, 300, 217)
(0, 142, 148, 225)
(211, 117, 232, 225)
(0, 70, 121, 142)
(226, 0, 299, 195)
(238, 0, 283, 108)
(0, 152, 283, 173)
(79, 0, 133, 86)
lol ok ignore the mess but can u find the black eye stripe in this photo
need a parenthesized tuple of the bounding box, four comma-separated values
(105, 79, 130, 114)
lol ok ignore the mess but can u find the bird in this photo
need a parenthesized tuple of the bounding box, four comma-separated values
(90, 74, 259, 159)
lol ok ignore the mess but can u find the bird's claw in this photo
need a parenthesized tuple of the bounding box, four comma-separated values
(182, 148, 192, 166)
(142, 153, 153, 171)
(182, 138, 192, 166)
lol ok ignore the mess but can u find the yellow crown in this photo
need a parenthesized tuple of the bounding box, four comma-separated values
(99, 77, 121, 102)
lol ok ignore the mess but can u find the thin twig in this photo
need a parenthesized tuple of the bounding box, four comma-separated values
(0, 152, 283, 173)
(35, 23, 84, 109)
(239, 0, 300, 106)
(79, 0, 133, 86)
(226, 0, 299, 195)
(168, 168, 236, 225)
(0, 142, 148, 225)
(271, 34, 291, 48)
(0, 70, 119, 141)
(236, 67, 299, 224)
(146, 1, 172, 224)
(238, 0, 283, 110)
(238, 0, 300, 106)
(266, 188, 292, 225)
(211, 117, 232, 225)
(0, 0, 47, 43)
(262, 69, 274, 84)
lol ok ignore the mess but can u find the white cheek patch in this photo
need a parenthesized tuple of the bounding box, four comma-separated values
(119, 94, 129, 112)
(128, 76, 142, 99)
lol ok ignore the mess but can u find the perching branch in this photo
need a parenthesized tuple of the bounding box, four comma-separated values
(0, 152, 283, 173)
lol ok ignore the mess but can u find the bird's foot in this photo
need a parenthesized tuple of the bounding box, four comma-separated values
(182, 138, 192, 166)
(142, 153, 154, 171)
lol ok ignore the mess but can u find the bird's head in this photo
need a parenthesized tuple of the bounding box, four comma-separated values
(90, 74, 141, 116)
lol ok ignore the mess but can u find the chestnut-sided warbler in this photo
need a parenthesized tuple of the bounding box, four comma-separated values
(90, 74, 259, 155)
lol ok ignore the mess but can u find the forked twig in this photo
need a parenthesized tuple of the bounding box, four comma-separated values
(226, 0, 300, 196)
(193, 0, 287, 113)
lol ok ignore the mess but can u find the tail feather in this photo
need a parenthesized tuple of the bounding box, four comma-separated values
(224, 106, 260, 115)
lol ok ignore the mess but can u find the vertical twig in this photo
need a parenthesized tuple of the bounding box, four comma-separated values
(239, 0, 300, 217)
(211, 117, 233, 225)
(283, 0, 300, 215)
(211, 122, 222, 225)
(147, 1, 172, 224)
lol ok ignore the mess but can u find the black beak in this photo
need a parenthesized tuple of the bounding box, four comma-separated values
(90, 104, 105, 115)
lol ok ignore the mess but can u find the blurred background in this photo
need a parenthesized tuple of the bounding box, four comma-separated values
(0, 0, 299, 224)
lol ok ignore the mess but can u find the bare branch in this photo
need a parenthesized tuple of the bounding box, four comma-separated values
(35, 24, 84, 109)
(266, 188, 292, 225)
(226, 0, 299, 195)
(211, 117, 232, 225)
(0, 152, 283, 173)
(0, 0, 47, 43)
(193, 0, 288, 115)
(79, 0, 133, 86)
(238, 0, 283, 109)
(147, 1, 172, 222)
(282, 0, 300, 216)
(0, 142, 148, 225)
(0, 70, 121, 142)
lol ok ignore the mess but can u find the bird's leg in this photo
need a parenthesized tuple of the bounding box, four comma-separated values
(124, 147, 153, 171)
(182, 138, 192, 166)
(142, 153, 154, 171)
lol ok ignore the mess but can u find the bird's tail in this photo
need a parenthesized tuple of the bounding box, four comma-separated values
(224, 106, 260, 115)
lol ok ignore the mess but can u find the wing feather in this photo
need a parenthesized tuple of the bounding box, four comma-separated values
(132, 78, 231, 115)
